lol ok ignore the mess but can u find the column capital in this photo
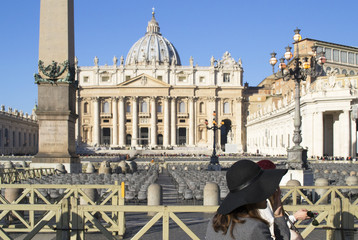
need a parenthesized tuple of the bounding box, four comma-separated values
(150, 96, 157, 101)
(118, 96, 125, 101)
(206, 96, 217, 102)
(163, 96, 170, 101)
(235, 97, 244, 102)
(111, 96, 119, 102)
(129, 96, 138, 101)
(91, 96, 100, 102)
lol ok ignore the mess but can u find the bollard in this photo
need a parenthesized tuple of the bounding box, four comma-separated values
(203, 182, 219, 206)
(55, 164, 67, 174)
(147, 183, 162, 216)
(286, 180, 301, 204)
(346, 176, 358, 186)
(118, 161, 130, 174)
(86, 163, 96, 173)
(4, 161, 13, 169)
(315, 178, 329, 204)
(80, 188, 99, 205)
(5, 187, 23, 222)
(98, 161, 111, 174)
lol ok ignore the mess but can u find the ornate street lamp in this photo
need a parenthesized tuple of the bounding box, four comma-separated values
(269, 28, 326, 169)
(205, 111, 224, 171)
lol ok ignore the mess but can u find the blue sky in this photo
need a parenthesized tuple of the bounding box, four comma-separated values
(1, 0, 357, 114)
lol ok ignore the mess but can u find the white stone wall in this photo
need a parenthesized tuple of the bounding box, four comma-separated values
(0, 105, 38, 155)
(247, 75, 358, 158)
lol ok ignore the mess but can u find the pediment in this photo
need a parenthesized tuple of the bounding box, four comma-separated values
(118, 74, 170, 88)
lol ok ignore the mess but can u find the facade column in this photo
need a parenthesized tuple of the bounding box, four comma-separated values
(163, 96, 170, 147)
(235, 97, 243, 152)
(92, 97, 100, 146)
(189, 97, 195, 146)
(313, 111, 323, 157)
(340, 110, 350, 158)
(118, 96, 125, 147)
(170, 97, 177, 146)
(112, 97, 118, 146)
(150, 96, 157, 147)
(131, 96, 138, 147)
(76, 96, 82, 144)
(351, 114, 357, 158)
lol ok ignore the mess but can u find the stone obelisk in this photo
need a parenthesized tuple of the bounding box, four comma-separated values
(32, 0, 80, 173)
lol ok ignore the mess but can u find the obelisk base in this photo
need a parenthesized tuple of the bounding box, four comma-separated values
(31, 156, 81, 173)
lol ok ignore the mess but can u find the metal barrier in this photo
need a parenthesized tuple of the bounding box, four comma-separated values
(0, 184, 356, 239)
(0, 168, 55, 184)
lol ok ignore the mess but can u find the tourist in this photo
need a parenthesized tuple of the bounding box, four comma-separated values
(206, 160, 289, 240)
(257, 160, 309, 240)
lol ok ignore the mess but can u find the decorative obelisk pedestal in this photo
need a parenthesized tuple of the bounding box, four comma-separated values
(32, 0, 81, 173)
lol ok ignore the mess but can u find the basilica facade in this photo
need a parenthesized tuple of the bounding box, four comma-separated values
(76, 12, 245, 152)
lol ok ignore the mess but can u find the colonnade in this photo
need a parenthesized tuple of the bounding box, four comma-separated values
(88, 96, 197, 148)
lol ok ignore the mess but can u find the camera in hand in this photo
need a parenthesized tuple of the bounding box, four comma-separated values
(307, 211, 319, 226)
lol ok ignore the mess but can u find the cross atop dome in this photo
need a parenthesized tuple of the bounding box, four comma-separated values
(147, 8, 160, 34)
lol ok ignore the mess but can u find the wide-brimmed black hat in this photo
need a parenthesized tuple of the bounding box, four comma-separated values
(217, 160, 287, 215)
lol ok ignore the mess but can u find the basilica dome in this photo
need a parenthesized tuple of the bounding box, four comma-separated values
(125, 12, 181, 66)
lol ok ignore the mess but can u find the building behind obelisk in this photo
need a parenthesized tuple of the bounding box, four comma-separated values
(32, 0, 80, 173)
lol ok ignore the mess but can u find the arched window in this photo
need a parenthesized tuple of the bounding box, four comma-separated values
(334, 68, 340, 74)
(349, 70, 355, 76)
(157, 103, 162, 113)
(179, 102, 185, 113)
(102, 101, 110, 113)
(126, 103, 131, 113)
(342, 69, 347, 75)
(84, 102, 89, 114)
(325, 67, 331, 73)
(199, 102, 204, 113)
(223, 102, 230, 114)
(141, 101, 147, 113)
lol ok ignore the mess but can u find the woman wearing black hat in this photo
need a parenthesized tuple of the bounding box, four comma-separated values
(206, 160, 290, 240)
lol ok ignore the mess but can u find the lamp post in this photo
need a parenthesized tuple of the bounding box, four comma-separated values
(269, 28, 326, 169)
(205, 111, 224, 171)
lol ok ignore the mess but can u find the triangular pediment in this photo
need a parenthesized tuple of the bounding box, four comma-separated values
(118, 74, 170, 88)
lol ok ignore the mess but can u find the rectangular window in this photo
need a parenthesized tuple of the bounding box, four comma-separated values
(157, 76, 162, 81)
(348, 52, 354, 64)
(83, 76, 89, 83)
(19, 132, 21, 147)
(356, 54, 358, 65)
(325, 48, 332, 60)
(199, 76, 205, 83)
(317, 46, 323, 54)
(157, 119, 163, 123)
(178, 76, 186, 82)
(126, 119, 131, 123)
(101, 76, 110, 82)
(103, 120, 109, 123)
(333, 49, 339, 62)
(223, 73, 230, 83)
(24, 133, 27, 146)
(13, 132, 16, 147)
(126, 75, 131, 81)
(179, 119, 185, 123)
(341, 51, 347, 63)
